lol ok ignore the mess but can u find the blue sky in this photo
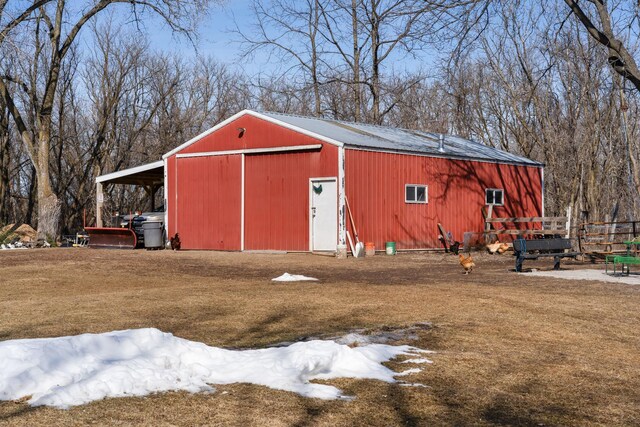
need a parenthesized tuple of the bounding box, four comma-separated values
(144, 0, 258, 70)
(73, 0, 444, 82)
(134, 0, 434, 76)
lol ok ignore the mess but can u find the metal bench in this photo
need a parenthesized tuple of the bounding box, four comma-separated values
(513, 238, 580, 272)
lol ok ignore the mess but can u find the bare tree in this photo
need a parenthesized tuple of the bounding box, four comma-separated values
(0, 0, 213, 240)
(564, 0, 640, 91)
(237, 0, 325, 116)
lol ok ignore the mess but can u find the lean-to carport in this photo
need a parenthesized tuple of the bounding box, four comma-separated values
(94, 160, 164, 228)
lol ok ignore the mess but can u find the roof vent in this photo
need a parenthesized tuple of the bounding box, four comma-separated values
(438, 134, 445, 153)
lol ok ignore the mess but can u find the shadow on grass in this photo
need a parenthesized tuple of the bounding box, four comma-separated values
(385, 383, 423, 426)
(0, 403, 40, 422)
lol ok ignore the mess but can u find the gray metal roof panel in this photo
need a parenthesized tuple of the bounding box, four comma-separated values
(260, 111, 542, 167)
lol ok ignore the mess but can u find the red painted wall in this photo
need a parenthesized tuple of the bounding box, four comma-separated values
(166, 155, 177, 237)
(344, 149, 543, 250)
(166, 114, 337, 250)
(174, 155, 242, 250)
(178, 115, 321, 154)
(244, 149, 337, 251)
(166, 112, 542, 251)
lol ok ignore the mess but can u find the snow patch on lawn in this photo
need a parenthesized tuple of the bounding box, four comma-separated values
(0, 328, 430, 409)
(401, 358, 433, 364)
(0, 243, 28, 250)
(272, 273, 318, 281)
(525, 269, 640, 285)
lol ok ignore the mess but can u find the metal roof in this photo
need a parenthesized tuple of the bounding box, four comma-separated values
(259, 111, 543, 167)
(96, 160, 164, 185)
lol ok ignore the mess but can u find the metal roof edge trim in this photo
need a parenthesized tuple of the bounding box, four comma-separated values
(176, 144, 323, 159)
(96, 160, 164, 183)
(254, 112, 344, 148)
(343, 146, 545, 168)
(162, 110, 250, 159)
(162, 110, 344, 159)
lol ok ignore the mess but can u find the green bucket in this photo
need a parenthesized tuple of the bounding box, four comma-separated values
(385, 241, 396, 255)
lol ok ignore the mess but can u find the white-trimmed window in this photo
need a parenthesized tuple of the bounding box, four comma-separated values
(405, 184, 428, 204)
(485, 188, 504, 206)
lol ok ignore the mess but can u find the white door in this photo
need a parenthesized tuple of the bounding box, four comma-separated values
(310, 179, 337, 251)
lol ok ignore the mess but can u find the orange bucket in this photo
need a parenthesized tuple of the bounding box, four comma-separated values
(365, 242, 375, 256)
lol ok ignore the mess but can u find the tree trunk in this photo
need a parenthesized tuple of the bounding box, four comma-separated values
(311, 0, 321, 117)
(369, 0, 381, 124)
(36, 121, 61, 241)
(25, 165, 37, 226)
(0, 105, 9, 224)
(351, 0, 361, 122)
(619, 88, 640, 217)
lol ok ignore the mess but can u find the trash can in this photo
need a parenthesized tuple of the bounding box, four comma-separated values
(142, 221, 164, 249)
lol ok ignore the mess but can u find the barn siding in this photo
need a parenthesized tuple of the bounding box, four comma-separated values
(244, 148, 337, 251)
(174, 155, 242, 250)
(167, 114, 338, 250)
(178, 115, 324, 154)
(345, 149, 543, 250)
(166, 155, 177, 238)
(166, 111, 542, 252)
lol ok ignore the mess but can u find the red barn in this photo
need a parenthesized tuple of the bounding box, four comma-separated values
(152, 110, 543, 251)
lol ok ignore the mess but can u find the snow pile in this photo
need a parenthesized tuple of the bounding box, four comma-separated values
(0, 328, 430, 409)
(526, 269, 640, 285)
(1, 243, 28, 250)
(272, 273, 318, 282)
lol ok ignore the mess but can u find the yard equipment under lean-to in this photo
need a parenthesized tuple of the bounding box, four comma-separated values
(85, 227, 137, 249)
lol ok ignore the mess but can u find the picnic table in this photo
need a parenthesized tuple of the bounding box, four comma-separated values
(605, 241, 640, 275)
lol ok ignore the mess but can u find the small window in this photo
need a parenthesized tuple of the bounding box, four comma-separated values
(485, 188, 504, 206)
(405, 184, 428, 204)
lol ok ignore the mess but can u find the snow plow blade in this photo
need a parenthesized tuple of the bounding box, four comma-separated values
(85, 227, 137, 249)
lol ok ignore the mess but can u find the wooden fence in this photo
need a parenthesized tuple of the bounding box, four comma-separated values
(577, 221, 640, 255)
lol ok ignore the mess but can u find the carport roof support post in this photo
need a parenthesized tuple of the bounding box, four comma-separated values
(96, 182, 103, 228)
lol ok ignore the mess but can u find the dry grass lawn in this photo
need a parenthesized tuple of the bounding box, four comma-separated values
(0, 248, 639, 426)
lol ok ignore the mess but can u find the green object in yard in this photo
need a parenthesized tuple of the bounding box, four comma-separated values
(385, 241, 396, 255)
(606, 254, 640, 275)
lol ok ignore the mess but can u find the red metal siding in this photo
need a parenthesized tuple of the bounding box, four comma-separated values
(166, 111, 542, 251)
(175, 155, 242, 250)
(179, 115, 323, 154)
(167, 113, 338, 251)
(345, 149, 543, 250)
(166, 155, 177, 238)
(244, 148, 337, 251)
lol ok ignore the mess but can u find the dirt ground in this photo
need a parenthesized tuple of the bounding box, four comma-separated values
(0, 248, 639, 426)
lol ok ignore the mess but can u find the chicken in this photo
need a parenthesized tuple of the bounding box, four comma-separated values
(170, 233, 181, 250)
(486, 240, 502, 254)
(486, 240, 510, 255)
(459, 253, 475, 274)
(496, 242, 510, 254)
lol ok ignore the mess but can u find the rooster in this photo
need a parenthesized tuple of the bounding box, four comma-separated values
(170, 233, 181, 250)
(459, 253, 475, 274)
